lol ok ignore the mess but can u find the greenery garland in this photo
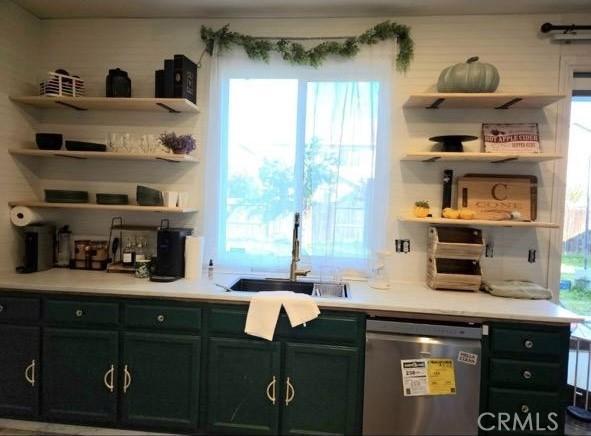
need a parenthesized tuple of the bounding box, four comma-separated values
(200, 21, 414, 72)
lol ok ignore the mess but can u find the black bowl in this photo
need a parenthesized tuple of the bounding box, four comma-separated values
(36, 133, 63, 150)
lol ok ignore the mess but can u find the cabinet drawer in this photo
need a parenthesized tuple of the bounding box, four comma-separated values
(490, 358, 562, 390)
(208, 306, 363, 343)
(44, 299, 119, 326)
(486, 388, 563, 433)
(275, 312, 363, 343)
(124, 303, 201, 332)
(491, 327, 563, 357)
(0, 296, 40, 322)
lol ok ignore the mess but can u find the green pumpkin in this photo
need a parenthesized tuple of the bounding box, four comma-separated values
(437, 56, 500, 93)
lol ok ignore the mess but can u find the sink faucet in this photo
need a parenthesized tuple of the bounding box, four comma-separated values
(289, 212, 310, 281)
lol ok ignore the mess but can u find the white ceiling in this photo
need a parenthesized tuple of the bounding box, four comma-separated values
(12, 0, 591, 19)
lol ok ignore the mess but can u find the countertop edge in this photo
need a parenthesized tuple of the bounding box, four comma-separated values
(0, 279, 583, 325)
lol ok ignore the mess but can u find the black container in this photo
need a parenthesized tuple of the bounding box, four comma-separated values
(65, 141, 107, 152)
(163, 59, 174, 98)
(36, 133, 63, 150)
(106, 68, 131, 98)
(44, 190, 89, 203)
(96, 193, 129, 205)
(155, 69, 164, 98)
(173, 54, 197, 103)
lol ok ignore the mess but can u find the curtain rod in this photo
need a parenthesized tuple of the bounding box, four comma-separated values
(540, 22, 591, 33)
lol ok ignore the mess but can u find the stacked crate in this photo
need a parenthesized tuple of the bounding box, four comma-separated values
(426, 226, 484, 292)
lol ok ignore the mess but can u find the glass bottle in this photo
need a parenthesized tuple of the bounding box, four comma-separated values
(135, 238, 146, 263)
(122, 238, 134, 266)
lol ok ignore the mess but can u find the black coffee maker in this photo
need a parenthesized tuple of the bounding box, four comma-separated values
(150, 220, 193, 282)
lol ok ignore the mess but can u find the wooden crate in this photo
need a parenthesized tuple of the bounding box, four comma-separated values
(428, 226, 483, 260)
(457, 175, 537, 221)
(427, 257, 482, 292)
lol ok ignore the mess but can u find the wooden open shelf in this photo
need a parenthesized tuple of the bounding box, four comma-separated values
(401, 152, 563, 163)
(398, 216, 559, 229)
(403, 93, 564, 109)
(9, 201, 197, 214)
(10, 96, 199, 113)
(9, 149, 198, 163)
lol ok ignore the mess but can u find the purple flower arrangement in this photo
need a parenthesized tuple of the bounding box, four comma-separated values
(159, 132, 197, 154)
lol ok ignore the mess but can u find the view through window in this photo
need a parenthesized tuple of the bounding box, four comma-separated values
(219, 79, 379, 270)
(560, 73, 591, 317)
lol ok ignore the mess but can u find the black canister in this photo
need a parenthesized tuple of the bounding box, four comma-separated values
(106, 68, 131, 97)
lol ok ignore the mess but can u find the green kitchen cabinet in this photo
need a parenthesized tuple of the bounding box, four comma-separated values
(281, 342, 361, 435)
(0, 325, 40, 418)
(42, 328, 119, 425)
(206, 337, 282, 434)
(120, 332, 201, 430)
(480, 323, 571, 435)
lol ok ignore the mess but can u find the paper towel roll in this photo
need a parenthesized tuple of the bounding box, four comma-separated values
(10, 206, 44, 227)
(185, 236, 204, 280)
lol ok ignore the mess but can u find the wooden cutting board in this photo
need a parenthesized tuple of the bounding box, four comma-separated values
(457, 174, 537, 221)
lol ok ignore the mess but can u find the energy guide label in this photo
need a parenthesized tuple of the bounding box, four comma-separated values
(401, 358, 457, 397)
(401, 359, 428, 396)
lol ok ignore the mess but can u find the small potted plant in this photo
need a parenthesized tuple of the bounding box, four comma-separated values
(159, 132, 197, 155)
(413, 200, 430, 218)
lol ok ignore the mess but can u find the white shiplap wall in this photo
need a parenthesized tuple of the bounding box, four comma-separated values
(0, 2, 40, 273)
(3, 5, 591, 290)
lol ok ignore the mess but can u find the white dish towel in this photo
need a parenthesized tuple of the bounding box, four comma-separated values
(282, 292, 321, 327)
(245, 291, 320, 341)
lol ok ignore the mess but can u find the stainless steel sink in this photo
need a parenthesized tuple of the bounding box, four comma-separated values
(229, 278, 349, 298)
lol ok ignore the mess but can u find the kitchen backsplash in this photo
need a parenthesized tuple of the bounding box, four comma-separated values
(3, 6, 591, 286)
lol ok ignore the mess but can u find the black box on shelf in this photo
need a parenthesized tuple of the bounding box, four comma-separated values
(163, 59, 175, 98)
(173, 54, 197, 104)
(154, 69, 164, 98)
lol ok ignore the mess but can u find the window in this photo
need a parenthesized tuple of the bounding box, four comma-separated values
(560, 72, 591, 318)
(207, 49, 391, 272)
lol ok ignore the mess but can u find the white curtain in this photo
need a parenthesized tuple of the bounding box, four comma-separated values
(204, 43, 393, 275)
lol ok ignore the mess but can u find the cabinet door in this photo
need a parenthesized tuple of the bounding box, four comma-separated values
(120, 332, 200, 430)
(281, 342, 361, 435)
(206, 337, 281, 434)
(0, 325, 40, 417)
(42, 328, 118, 424)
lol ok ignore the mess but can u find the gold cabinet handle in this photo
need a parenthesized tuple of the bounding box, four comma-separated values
(24, 359, 36, 387)
(103, 364, 115, 392)
(266, 376, 276, 405)
(123, 365, 132, 394)
(285, 377, 295, 406)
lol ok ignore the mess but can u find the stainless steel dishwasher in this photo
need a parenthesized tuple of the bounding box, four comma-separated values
(363, 320, 482, 435)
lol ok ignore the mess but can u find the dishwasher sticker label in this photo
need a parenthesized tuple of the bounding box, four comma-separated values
(427, 359, 456, 395)
(401, 359, 428, 396)
(458, 351, 479, 366)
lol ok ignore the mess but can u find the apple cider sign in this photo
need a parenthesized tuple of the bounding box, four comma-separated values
(457, 176, 537, 221)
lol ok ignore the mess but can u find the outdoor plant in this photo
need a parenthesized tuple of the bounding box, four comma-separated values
(159, 132, 197, 154)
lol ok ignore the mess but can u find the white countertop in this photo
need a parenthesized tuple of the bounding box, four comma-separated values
(0, 269, 583, 324)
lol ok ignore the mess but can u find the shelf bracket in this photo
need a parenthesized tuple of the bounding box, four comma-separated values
(494, 98, 522, 110)
(155, 157, 181, 163)
(55, 101, 87, 111)
(426, 98, 445, 109)
(156, 103, 181, 114)
(54, 153, 88, 160)
(491, 157, 518, 164)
